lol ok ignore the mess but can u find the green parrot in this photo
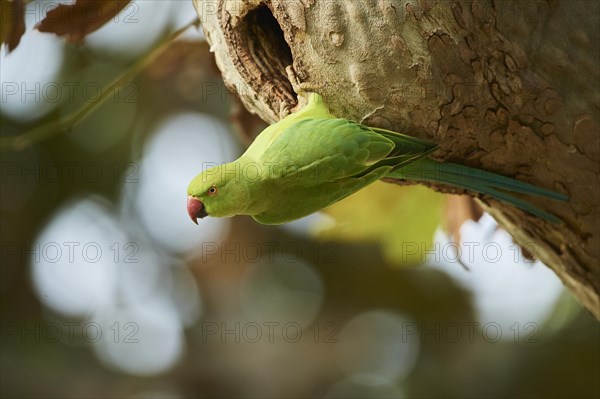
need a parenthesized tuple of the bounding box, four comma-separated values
(187, 93, 566, 225)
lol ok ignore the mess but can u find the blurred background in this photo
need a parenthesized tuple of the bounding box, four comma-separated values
(1, 1, 598, 398)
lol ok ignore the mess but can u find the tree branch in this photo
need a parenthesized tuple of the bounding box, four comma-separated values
(0, 18, 200, 151)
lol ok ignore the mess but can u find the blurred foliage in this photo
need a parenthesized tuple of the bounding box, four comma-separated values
(319, 182, 444, 265)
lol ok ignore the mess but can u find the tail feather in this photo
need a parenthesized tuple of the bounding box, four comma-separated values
(389, 158, 567, 223)
(471, 184, 561, 223)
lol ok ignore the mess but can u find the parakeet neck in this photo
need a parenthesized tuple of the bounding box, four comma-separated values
(299, 92, 332, 117)
(278, 92, 334, 127)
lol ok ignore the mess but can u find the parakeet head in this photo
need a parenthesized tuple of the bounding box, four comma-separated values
(187, 164, 250, 224)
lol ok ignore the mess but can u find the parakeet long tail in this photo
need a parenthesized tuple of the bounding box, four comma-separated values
(388, 158, 567, 223)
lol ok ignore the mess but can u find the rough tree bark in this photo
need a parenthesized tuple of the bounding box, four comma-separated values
(193, 0, 600, 319)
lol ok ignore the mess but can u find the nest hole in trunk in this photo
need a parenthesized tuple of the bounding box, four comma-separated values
(234, 3, 298, 116)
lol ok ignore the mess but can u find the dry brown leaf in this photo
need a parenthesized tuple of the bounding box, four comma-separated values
(444, 195, 483, 243)
(446, 195, 536, 261)
(35, 0, 131, 44)
(1, 0, 26, 53)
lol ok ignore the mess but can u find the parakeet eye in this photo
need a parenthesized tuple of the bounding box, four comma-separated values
(207, 185, 218, 196)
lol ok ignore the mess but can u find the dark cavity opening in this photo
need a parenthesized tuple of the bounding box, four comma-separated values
(236, 4, 297, 113)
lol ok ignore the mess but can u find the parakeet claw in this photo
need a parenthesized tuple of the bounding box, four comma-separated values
(187, 196, 208, 224)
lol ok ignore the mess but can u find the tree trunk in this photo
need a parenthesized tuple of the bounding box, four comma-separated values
(193, 0, 600, 319)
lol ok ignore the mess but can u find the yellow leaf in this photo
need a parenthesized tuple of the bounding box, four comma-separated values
(315, 182, 444, 265)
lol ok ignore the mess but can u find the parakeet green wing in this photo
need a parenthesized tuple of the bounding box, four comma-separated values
(247, 118, 439, 224)
(256, 118, 438, 182)
(252, 165, 394, 224)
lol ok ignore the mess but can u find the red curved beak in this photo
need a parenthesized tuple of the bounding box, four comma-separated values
(187, 196, 208, 224)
